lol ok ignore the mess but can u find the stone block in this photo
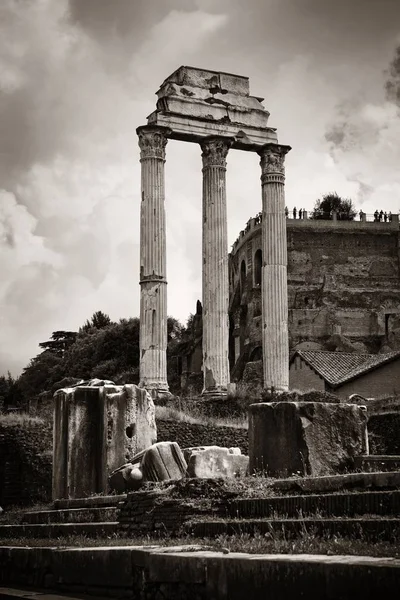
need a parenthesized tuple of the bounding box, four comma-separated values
(141, 442, 187, 482)
(185, 446, 249, 479)
(109, 462, 143, 493)
(249, 402, 368, 477)
(161, 66, 250, 96)
(53, 384, 157, 499)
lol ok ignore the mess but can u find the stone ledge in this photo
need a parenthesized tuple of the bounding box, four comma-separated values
(271, 470, 400, 494)
(53, 496, 126, 510)
(1, 546, 400, 600)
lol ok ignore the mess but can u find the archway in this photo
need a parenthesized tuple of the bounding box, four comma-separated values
(240, 260, 246, 295)
(254, 249, 262, 286)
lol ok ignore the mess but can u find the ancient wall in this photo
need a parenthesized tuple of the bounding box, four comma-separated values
(368, 413, 400, 455)
(0, 419, 53, 507)
(157, 418, 248, 454)
(229, 219, 400, 371)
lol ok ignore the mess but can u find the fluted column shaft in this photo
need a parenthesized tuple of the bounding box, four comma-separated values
(137, 125, 171, 395)
(259, 144, 291, 392)
(201, 137, 233, 396)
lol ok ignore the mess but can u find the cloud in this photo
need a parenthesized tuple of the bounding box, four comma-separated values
(0, 0, 229, 375)
(2, 0, 399, 377)
(324, 44, 400, 211)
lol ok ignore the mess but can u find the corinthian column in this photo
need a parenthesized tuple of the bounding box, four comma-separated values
(201, 136, 233, 397)
(137, 125, 171, 398)
(258, 143, 291, 392)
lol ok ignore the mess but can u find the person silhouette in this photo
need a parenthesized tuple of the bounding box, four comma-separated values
(293, 206, 297, 219)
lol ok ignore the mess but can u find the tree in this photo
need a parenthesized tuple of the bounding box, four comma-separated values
(80, 311, 113, 333)
(19, 351, 64, 400)
(63, 317, 141, 382)
(311, 192, 356, 221)
(39, 331, 77, 356)
(5, 372, 25, 409)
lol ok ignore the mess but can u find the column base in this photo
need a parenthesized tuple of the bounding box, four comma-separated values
(139, 383, 173, 403)
(263, 385, 289, 395)
(201, 388, 228, 401)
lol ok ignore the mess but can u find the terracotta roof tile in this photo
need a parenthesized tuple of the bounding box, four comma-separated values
(294, 350, 400, 387)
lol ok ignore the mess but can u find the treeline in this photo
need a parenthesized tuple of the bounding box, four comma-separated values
(0, 311, 192, 411)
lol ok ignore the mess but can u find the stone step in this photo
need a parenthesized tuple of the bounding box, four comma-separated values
(270, 470, 400, 494)
(0, 587, 109, 600)
(187, 517, 400, 541)
(229, 490, 400, 519)
(21, 506, 119, 525)
(354, 456, 400, 472)
(0, 522, 118, 539)
(53, 495, 125, 510)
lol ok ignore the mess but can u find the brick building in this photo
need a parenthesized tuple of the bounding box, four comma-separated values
(228, 215, 400, 380)
(289, 349, 400, 399)
(180, 215, 400, 391)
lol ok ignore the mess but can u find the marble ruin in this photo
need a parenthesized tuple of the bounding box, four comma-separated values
(137, 66, 291, 398)
(53, 380, 157, 499)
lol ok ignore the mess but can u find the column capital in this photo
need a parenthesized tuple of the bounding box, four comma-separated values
(201, 136, 234, 169)
(259, 143, 291, 183)
(137, 125, 171, 161)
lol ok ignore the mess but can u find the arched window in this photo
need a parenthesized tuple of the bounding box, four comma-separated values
(254, 249, 262, 286)
(240, 260, 246, 294)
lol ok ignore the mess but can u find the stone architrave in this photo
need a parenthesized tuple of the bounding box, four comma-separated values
(258, 143, 291, 392)
(137, 125, 171, 398)
(201, 137, 233, 397)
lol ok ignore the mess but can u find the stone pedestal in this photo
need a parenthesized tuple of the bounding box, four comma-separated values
(201, 137, 232, 397)
(53, 383, 156, 500)
(248, 401, 368, 478)
(259, 144, 291, 392)
(137, 125, 171, 398)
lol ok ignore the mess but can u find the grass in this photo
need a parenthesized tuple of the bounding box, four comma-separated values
(0, 531, 399, 558)
(155, 405, 248, 430)
(0, 413, 44, 425)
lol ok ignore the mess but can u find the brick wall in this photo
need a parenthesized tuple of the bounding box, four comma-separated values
(0, 420, 53, 507)
(156, 419, 248, 454)
(229, 220, 400, 356)
(119, 480, 231, 537)
(368, 414, 400, 455)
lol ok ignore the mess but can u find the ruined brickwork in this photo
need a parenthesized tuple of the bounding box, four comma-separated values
(229, 217, 400, 377)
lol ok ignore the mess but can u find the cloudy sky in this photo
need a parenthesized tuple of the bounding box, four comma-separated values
(1, 0, 400, 375)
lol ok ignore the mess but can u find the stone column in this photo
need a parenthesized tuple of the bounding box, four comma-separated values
(259, 143, 291, 392)
(137, 125, 171, 398)
(201, 137, 233, 397)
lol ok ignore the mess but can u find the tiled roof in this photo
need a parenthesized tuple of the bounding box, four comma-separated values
(293, 350, 400, 387)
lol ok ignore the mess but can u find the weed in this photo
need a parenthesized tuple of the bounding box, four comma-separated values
(0, 413, 44, 426)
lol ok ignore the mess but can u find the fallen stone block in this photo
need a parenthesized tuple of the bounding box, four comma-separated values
(109, 442, 187, 490)
(141, 442, 187, 482)
(185, 446, 249, 479)
(249, 402, 368, 477)
(109, 462, 143, 493)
